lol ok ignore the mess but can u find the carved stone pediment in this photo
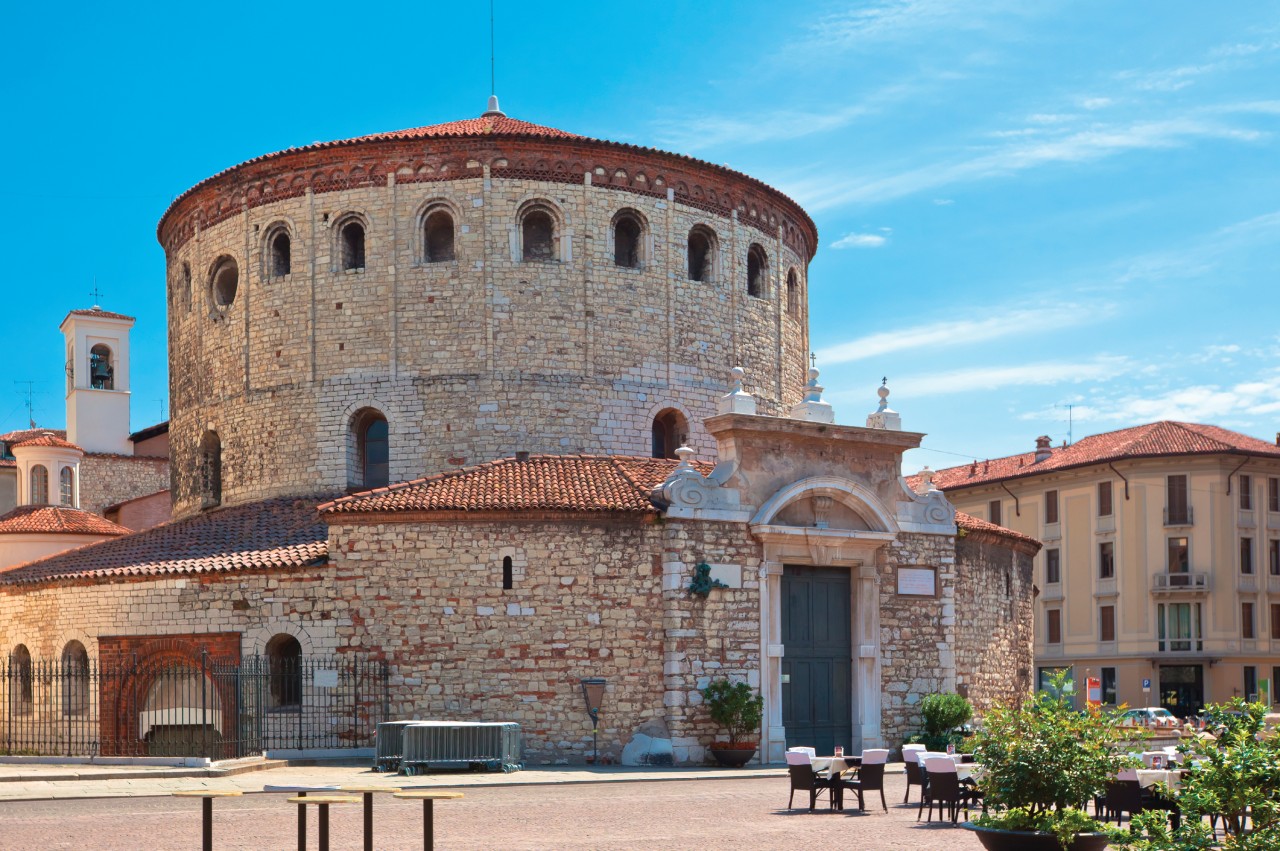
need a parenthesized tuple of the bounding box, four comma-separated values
(895, 475, 956, 535)
(651, 449, 754, 521)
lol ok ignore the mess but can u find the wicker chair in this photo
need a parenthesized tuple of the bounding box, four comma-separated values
(785, 752, 837, 811)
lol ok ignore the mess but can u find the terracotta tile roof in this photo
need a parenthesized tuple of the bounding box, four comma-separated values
(62, 307, 135, 323)
(930, 421, 1280, 491)
(0, 497, 330, 586)
(1, 428, 66, 445)
(353, 115, 583, 143)
(320, 455, 715, 516)
(11, 434, 82, 452)
(0, 459, 13, 468)
(954, 510, 1041, 548)
(0, 505, 129, 537)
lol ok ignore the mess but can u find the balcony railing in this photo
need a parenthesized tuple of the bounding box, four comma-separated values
(1152, 571, 1209, 592)
(1164, 506, 1194, 526)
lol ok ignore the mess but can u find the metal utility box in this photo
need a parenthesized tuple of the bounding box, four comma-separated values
(401, 721, 522, 774)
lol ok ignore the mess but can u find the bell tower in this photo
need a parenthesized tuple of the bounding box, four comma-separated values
(59, 307, 135, 455)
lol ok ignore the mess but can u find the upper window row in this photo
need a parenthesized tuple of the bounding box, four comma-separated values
(177, 203, 805, 314)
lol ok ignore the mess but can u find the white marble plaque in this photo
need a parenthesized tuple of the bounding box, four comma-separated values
(896, 567, 936, 596)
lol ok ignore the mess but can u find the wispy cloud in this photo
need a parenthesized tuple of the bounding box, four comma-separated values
(797, 0, 1034, 51)
(816, 303, 1104, 365)
(893, 356, 1129, 397)
(1113, 209, 1280, 285)
(832, 229, 890, 249)
(1050, 375, 1280, 425)
(788, 114, 1271, 210)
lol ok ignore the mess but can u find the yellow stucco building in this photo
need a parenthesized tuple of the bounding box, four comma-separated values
(928, 421, 1280, 716)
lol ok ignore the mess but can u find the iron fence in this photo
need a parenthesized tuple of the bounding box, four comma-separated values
(0, 653, 388, 759)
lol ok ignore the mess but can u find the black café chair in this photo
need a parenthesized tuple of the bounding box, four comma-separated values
(902, 747, 927, 804)
(785, 753, 837, 811)
(842, 762, 888, 813)
(918, 758, 980, 824)
(1102, 778, 1146, 825)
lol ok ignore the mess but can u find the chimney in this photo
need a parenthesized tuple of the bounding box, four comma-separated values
(1034, 435, 1053, 463)
(515, 451, 530, 462)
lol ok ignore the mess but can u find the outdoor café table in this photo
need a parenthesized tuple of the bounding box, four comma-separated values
(172, 790, 242, 851)
(263, 784, 340, 851)
(811, 757, 860, 810)
(394, 789, 465, 851)
(340, 784, 403, 851)
(1137, 769, 1184, 791)
(287, 796, 360, 851)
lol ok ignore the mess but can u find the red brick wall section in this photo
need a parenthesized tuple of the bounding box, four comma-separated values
(96, 632, 240, 757)
(107, 490, 172, 531)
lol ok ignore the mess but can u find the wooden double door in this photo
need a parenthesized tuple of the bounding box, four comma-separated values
(781, 565, 853, 755)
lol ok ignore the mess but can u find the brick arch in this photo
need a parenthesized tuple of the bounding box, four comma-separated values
(97, 633, 240, 757)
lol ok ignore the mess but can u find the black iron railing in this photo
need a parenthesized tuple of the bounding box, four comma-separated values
(0, 654, 387, 759)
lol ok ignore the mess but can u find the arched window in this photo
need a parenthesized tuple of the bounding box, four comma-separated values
(59, 466, 75, 507)
(89, 344, 114, 390)
(211, 256, 239, 308)
(651, 409, 688, 460)
(521, 208, 556, 261)
(199, 431, 222, 508)
(786, 269, 800, 314)
(269, 230, 291, 278)
(182, 262, 193, 313)
(502, 556, 513, 590)
(423, 209, 456, 263)
(340, 220, 366, 271)
(266, 633, 302, 709)
(9, 645, 32, 716)
(350, 409, 389, 490)
(30, 465, 49, 504)
(612, 211, 643, 268)
(747, 244, 768, 298)
(61, 641, 89, 716)
(687, 227, 716, 282)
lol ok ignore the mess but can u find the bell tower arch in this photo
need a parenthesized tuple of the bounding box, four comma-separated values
(59, 307, 135, 455)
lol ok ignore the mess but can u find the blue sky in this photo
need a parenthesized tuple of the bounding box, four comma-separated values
(2, 1, 1277, 474)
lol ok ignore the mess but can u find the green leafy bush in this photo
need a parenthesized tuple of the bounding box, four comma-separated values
(1116, 700, 1280, 851)
(920, 692, 973, 737)
(973, 670, 1138, 848)
(700, 679, 763, 748)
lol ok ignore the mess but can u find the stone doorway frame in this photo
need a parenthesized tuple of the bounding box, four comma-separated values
(749, 476, 898, 764)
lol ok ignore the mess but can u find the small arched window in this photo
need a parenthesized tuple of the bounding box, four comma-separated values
(10, 645, 32, 716)
(89, 344, 114, 390)
(270, 230, 291, 278)
(351, 409, 389, 490)
(30, 465, 49, 504)
(59, 467, 75, 507)
(182, 262, 193, 313)
(61, 640, 89, 716)
(687, 227, 716, 282)
(424, 209, 456, 262)
(266, 633, 302, 708)
(651, 409, 688, 460)
(613, 211, 643, 268)
(502, 556, 514, 590)
(340, 220, 366, 271)
(211, 256, 239, 308)
(522, 208, 556, 261)
(199, 431, 222, 508)
(786, 269, 800, 314)
(747, 244, 768, 298)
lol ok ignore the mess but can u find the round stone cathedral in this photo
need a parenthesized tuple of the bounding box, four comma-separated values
(159, 100, 816, 519)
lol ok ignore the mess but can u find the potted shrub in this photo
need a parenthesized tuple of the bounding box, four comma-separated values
(1117, 699, 1280, 850)
(913, 692, 974, 752)
(701, 679, 764, 768)
(964, 670, 1137, 850)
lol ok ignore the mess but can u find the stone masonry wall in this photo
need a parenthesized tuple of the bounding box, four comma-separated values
(879, 530, 957, 747)
(79, 454, 170, 517)
(953, 530, 1037, 715)
(165, 163, 808, 518)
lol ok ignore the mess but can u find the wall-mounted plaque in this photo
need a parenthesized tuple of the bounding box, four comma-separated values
(897, 566, 937, 596)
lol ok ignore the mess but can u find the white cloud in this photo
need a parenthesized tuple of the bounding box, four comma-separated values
(815, 303, 1105, 365)
(932, 198, 954, 206)
(892, 357, 1129, 397)
(1080, 97, 1113, 110)
(799, 0, 1034, 50)
(832, 232, 889, 249)
(1090, 377, 1280, 424)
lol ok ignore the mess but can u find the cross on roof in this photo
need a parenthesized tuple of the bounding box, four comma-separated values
(89, 283, 104, 305)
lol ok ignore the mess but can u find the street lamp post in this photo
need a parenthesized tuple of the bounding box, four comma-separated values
(580, 678, 606, 764)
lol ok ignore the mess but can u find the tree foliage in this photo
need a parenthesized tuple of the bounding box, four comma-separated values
(700, 679, 763, 748)
(921, 692, 973, 737)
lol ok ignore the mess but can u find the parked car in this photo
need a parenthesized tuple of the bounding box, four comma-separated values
(1120, 707, 1180, 728)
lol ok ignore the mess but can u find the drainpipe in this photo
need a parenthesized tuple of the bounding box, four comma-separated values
(1225, 456, 1250, 496)
(1108, 462, 1130, 500)
(1000, 481, 1020, 517)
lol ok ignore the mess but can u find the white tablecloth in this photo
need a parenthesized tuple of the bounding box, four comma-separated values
(811, 757, 858, 777)
(1136, 769, 1182, 791)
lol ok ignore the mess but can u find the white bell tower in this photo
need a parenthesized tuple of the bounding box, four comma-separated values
(59, 307, 135, 455)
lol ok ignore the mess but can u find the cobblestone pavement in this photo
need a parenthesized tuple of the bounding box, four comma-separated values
(0, 773, 986, 850)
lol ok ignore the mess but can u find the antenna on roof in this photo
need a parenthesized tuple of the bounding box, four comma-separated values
(482, 0, 506, 117)
(1055, 403, 1075, 445)
(15, 381, 36, 429)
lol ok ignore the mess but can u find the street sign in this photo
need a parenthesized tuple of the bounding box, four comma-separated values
(1142, 678, 1151, 691)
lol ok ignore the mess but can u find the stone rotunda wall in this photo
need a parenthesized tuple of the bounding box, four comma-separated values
(159, 119, 817, 519)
